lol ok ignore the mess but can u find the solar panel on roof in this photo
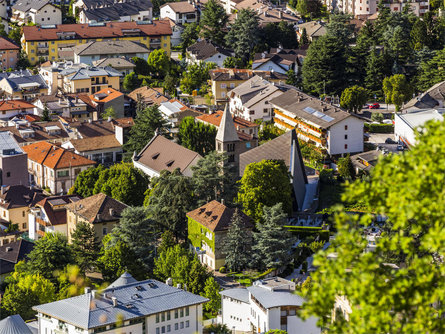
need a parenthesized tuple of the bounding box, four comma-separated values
(303, 107, 317, 114)
(312, 110, 325, 118)
(321, 115, 335, 122)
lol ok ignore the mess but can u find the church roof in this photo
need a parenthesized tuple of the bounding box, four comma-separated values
(216, 104, 239, 142)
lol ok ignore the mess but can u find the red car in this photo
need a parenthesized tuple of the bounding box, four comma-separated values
(369, 103, 380, 109)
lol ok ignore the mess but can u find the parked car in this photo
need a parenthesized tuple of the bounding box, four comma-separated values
(382, 119, 393, 124)
(385, 138, 396, 144)
(370, 103, 380, 109)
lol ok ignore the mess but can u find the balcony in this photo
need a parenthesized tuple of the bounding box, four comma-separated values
(150, 38, 161, 45)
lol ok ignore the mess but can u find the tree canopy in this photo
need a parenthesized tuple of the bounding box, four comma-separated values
(340, 86, 368, 113)
(177, 116, 217, 156)
(382, 74, 412, 112)
(199, 0, 228, 45)
(71, 222, 99, 273)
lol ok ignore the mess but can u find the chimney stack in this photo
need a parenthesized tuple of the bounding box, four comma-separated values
(91, 290, 96, 299)
(221, 198, 225, 206)
(176, 283, 182, 289)
(85, 287, 91, 294)
(112, 297, 118, 307)
(166, 277, 173, 286)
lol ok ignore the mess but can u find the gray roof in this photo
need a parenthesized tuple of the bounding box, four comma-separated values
(81, 0, 152, 22)
(93, 57, 136, 69)
(229, 75, 282, 108)
(0, 315, 33, 334)
(107, 272, 138, 289)
(0, 70, 32, 80)
(247, 285, 305, 309)
(220, 288, 249, 303)
(216, 104, 239, 142)
(74, 40, 149, 56)
(0, 132, 23, 157)
(404, 80, 445, 111)
(0, 73, 47, 92)
(186, 39, 232, 60)
(33, 274, 208, 330)
(12, 0, 52, 12)
(60, 66, 121, 80)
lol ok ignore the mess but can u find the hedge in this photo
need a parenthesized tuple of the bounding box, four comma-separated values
(364, 123, 394, 133)
(285, 226, 330, 242)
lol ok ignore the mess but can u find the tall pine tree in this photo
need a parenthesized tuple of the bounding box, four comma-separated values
(200, 0, 228, 46)
(71, 222, 99, 273)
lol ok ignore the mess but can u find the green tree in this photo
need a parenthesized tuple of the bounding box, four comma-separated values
(265, 330, 288, 334)
(327, 12, 354, 45)
(191, 151, 237, 206)
(180, 62, 216, 95)
(163, 73, 178, 96)
(296, 0, 308, 15)
(340, 86, 368, 114)
(302, 120, 445, 332)
(225, 9, 260, 64)
(337, 154, 354, 180)
(382, 74, 412, 112)
(181, 22, 199, 56)
(16, 52, 31, 70)
(71, 222, 99, 273)
(102, 106, 116, 119)
(203, 277, 221, 314)
(153, 244, 188, 282)
(123, 72, 142, 91)
(24, 233, 74, 283)
(277, 21, 299, 49)
(286, 69, 299, 87)
(2, 271, 56, 320)
(365, 49, 392, 99)
(56, 265, 92, 299)
(410, 18, 429, 51)
(205, 324, 231, 334)
(110, 206, 157, 273)
(157, 230, 176, 255)
(177, 116, 217, 156)
(199, 0, 228, 45)
(145, 169, 195, 239)
(124, 105, 170, 156)
(0, 18, 7, 37)
(300, 28, 309, 46)
(93, 163, 149, 206)
(222, 57, 244, 69)
(8, 25, 21, 44)
(131, 56, 150, 76)
(222, 208, 252, 272)
(237, 160, 292, 222)
(147, 49, 170, 78)
(69, 165, 105, 197)
(41, 103, 51, 121)
(253, 204, 294, 270)
(417, 47, 445, 91)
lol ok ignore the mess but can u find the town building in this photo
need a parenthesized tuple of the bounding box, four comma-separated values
(159, 99, 202, 134)
(0, 315, 34, 333)
(160, 1, 198, 25)
(33, 94, 96, 121)
(93, 57, 136, 78)
(228, 75, 287, 122)
(74, 0, 153, 24)
(128, 86, 169, 106)
(89, 87, 125, 119)
(296, 21, 327, 42)
(59, 66, 121, 94)
(133, 133, 202, 178)
(209, 69, 287, 103)
(21, 20, 172, 65)
(350, 149, 383, 175)
(334, 0, 429, 18)
(403, 80, 445, 112)
(166, 18, 184, 47)
(253, 48, 305, 75)
(0, 100, 36, 121)
(186, 40, 233, 68)
(0, 224, 21, 247)
(271, 90, 364, 155)
(73, 40, 150, 65)
(220, 277, 320, 334)
(28, 194, 82, 240)
(239, 129, 308, 211)
(33, 272, 208, 334)
(0, 37, 20, 71)
(65, 192, 128, 242)
(23, 141, 96, 194)
(0, 132, 29, 187)
(0, 239, 34, 282)
(11, 0, 62, 26)
(196, 110, 259, 138)
(0, 72, 48, 101)
(0, 120, 69, 146)
(39, 61, 84, 95)
(187, 200, 253, 270)
(215, 105, 257, 167)
(229, 0, 299, 26)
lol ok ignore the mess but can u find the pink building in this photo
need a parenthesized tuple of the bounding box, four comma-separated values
(0, 37, 19, 71)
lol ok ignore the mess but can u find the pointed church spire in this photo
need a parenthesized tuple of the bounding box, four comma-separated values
(216, 104, 239, 142)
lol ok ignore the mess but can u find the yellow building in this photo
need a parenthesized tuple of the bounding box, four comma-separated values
(209, 68, 288, 103)
(21, 20, 172, 65)
(65, 192, 128, 243)
(59, 66, 121, 94)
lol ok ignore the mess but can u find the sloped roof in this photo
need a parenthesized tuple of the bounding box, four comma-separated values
(12, 0, 52, 12)
(404, 80, 445, 110)
(65, 192, 128, 223)
(209, 68, 287, 82)
(107, 272, 138, 289)
(161, 1, 196, 13)
(82, 0, 152, 22)
(61, 66, 121, 81)
(0, 37, 19, 51)
(247, 285, 305, 308)
(0, 239, 34, 275)
(0, 185, 44, 210)
(297, 21, 327, 38)
(0, 74, 47, 93)
(35, 195, 82, 226)
(196, 110, 257, 129)
(229, 75, 282, 108)
(89, 87, 123, 103)
(216, 105, 239, 142)
(219, 288, 249, 303)
(0, 315, 33, 334)
(70, 134, 121, 152)
(0, 121, 69, 145)
(187, 200, 253, 232)
(0, 100, 36, 111)
(127, 87, 168, 105)
(74, 40, 149, 56)
(186, 39, 232, 60)
(93, 57, 136, 69)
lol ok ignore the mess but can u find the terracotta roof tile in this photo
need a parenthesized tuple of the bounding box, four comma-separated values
(0, 37, 20, 51)
(127, 87, 168, 105)
(89, 87, 123, 103)
(0, 100, 35, 111)
(35, 195, 82, 226)
(70, 134, 121, 152)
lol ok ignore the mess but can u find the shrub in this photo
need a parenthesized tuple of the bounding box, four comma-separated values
(319, 169, 335, 184)
(371, 112, 384, 123)
(364, 123, 394, 133)
(219, 266, 226, 273)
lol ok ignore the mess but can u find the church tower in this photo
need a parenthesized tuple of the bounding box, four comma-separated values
(215, 104, 240, 165)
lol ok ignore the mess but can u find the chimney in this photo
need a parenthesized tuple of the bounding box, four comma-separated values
(85, 287, 91, 294)
(166, 277, 173, 286)
(91, 290, 96, 298)
(112, 297, 118, 307)
(176, 283, 182, 289)
(221, 198, 225, 206)
(279, 10, 283, 18)
(107, 116, 112, 122)
(109, 208, 114, 216)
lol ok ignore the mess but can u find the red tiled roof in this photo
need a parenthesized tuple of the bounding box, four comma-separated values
(0, 100, 35, 111)
(196, 110, 257, 129)
(23, 20, 172, 42)
(89, 87, 123, 103)
(0, 37, 19, 51)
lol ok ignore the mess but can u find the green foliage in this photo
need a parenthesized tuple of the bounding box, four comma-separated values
(364, 49, 392, 99)
(225, 9, 260, 64)
(71, 222, 99, 273)
(177, 116, 217, 156)
(147, 49, 170, 78)
(8, 25, 21, 44)
(258, 121, 285, 143)
(299, 140, 326, 170)
(337, 154, 354, 180)
(123, 104, 170, 156)
(123, 72, 142, 91)
(180, 62, 216, 95)
(222, 56, 244, 69)
(302, 120, 445, 332)
(340, 86, 368, 113)
(102, 106, 116, 119)
(16, 52, 31, 70)
(371, 112, 384, 123)
(56, 265, 92, 300)
(417, 47, 445, 91)
(158, 230, 176, 255)
(41, 103, 51, 121)
(253, 203, 295, 270)
(301, 28, 309, 46)
(203, 277, 221, 314)
(205, 323, 231, 334)
(265, 330, 288, 334)
(222, 208, 253, 272)
(309, 240, 325, 253)
(286, 69, 299, 87)
(364, 123, 394, 133)
(181, 23, 199, 55)
(69, 165, 105, 197)
(2, 271, 56, 320)
(383, 74, 412, 112)
(237, 159, 292, 222)
(319, 169, 334, 184)
(327, 12, 354, 45)
(200, 0, 228, 45)
(131, 57, 150, 76)
(285, 226, 330, 242)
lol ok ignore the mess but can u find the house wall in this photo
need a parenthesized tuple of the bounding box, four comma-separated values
(0, 206, 29, 231)
(327, 116, 363, 155)
(133, 159, 161, 178)
(221, 296, 251, 332)
(252, 61, 289, 74)
(0, 49, 19, 71)
(66, 210, 118, 243)
(29, 4, 62, 25)
(212, 77, 284, 102)
(0, 153, 29, 187)
(0, 234, 18, 247)
(250, 295, 269, 333)
(230, 90, 282, 122)
(394, 113, 416, 146)
(75, 51, 149, 65)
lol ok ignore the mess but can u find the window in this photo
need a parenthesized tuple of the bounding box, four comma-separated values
(174, 323, 178, 330)
(227, 143, 235, 152)
(102, 227, 107, 236)
(345, 144, 348, 149)
(249, 110, 255, 115)
(344, 134, 348, 140)
(6, 172, 10, 177)
(22, 211, 25, 217)
(185, 307, 189, 316)
(180, 309, 184, 317)
(221, 83, 227, 89)
(229, 83, 235, 88)
(221, 92, 226, 98)
(228, 154, 235, 163)
(185, 321, 189, 328)
(162, 313, 165, 321)
(161, 326, 165, 333)
(263, 108, 269, 114)
(22, 223, 27, 229)
(156, 314, 160, 323)
(175, 309, 178, 319)
(246, 142, 251, 148)
(167, 311, 171, 320)
(57, 170, 69, 177)
(156, 328, 160, 334)
(344, 125, 348, 130)
(180, 322, 184, 329)
(167, 325, 171, 332)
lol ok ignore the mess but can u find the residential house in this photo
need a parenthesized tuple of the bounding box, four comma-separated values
(0, 100, 36, 121)
(65, 192, 128, 242)
(159, 99, 202, 134)
(0, 132, 29, 187)
(196, 110, 259, 138)
(0, 73, 48, 101)
(215, 105, 257, 167)
(74, 0, 153, 24)
(0, 239, 34, 282)
(133, 133, 202, 178)
(0, 37, 20, 71)
(220, 277, 320, 334)
(166, 17, 184, 47)
(33, 94, 96, 120)
(160, 1, 198, 25)
(0, 0, 6, 20)
(239, 130, 308, 211)
(73, 40, 150, 65)
(0, 184, 45, 232)
(21, 20, 172, 65)
(335, 0, 429, 17)
(128, 86, 169, 106)
(186, 40, 233, 68)
(28, 194, 82, 240)
(0, 224, 21, 247)
(187, 200, 253, 270)
(296, 21, 327, 42)
(228, 75, 288, 122)
(33, 272, 208, 334)
(209, 68, 287, 103)
(0, 120, 69, 146)
(39, 61, 85, 95)
(270, 89, 364, 155)
(229, 0, 299, 26)
(59, 66, 121, 94)
(253, 48, 306, 75)
(0, 315, 34, 333)
(89, 87, 125, 119)
(23, 141, 96, 194)
(12, 0, 62, 26)
(403, 80, 445, 112)
(93, 57, 136, 78)
(350, 149, 383, 175)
